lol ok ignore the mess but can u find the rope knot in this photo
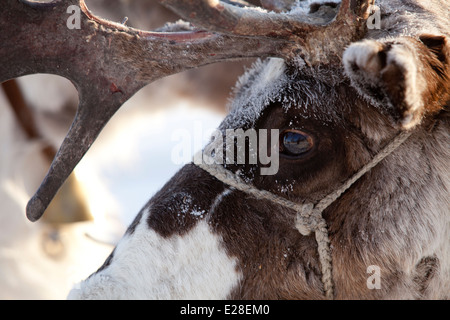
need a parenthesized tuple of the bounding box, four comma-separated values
(294, 203, 316, 236)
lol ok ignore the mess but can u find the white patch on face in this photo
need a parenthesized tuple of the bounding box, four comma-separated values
(68, 210, 241, 299)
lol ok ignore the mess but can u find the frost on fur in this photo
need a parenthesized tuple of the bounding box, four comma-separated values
(220, 58, 287, 131)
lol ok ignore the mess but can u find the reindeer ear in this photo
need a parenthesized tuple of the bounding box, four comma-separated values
(419, 34, 449, 64)
(344, 35, 450, 130)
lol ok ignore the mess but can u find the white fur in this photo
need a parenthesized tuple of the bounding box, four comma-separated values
(68, 210, 241, 299)
(343, 40, 382, 77)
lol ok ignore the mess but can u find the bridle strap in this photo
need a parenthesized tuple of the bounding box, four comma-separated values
(193, 130, 412, 299)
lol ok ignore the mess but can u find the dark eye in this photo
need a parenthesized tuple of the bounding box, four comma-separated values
(280, 130, 314, 157)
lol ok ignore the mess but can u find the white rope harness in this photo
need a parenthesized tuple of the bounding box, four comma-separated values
(193, 130, 412, 299)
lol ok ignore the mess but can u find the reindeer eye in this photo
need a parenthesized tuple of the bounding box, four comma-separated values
(280, 130, 314, 157)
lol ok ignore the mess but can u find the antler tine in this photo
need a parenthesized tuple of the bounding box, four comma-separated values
(159, 0, 320, 39)
(160, 0, 374, 65)
(0, 0, 286, 222)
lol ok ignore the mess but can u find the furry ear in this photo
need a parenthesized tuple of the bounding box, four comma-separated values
(419, 34, 449, 65)
(343, 35, 450, 130)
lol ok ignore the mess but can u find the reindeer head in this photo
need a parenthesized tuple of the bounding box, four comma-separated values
(1, 0, 448, 299)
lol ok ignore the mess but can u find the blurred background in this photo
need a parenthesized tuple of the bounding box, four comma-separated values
(0, 0, 257, 299)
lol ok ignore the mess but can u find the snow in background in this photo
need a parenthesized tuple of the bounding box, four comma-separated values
(76, 98, 224, 228)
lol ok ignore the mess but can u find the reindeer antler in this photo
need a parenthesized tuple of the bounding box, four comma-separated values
(162, 0, 374, 63)
(0, 0, 372, 222)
